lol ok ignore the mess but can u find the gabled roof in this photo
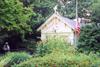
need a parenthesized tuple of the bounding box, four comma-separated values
(58, 15, 76, 30)
(37, 12, 76, 31)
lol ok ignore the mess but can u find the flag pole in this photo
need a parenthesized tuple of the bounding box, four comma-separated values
(76, 0, 78, 21)
(75, 0, 78, 45)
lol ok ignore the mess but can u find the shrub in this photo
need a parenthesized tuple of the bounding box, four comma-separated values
(1, 38, 99, 67)
(16, 49, 100, 67)
(35, 37, 71, 56)
(22, 40, 37, 54)
(15, 38, 100, 67)
(77, 24, 100, 53)
(0, 52, 31, 67)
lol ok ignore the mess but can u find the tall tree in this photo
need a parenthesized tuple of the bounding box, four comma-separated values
(30, 0, 57, 24)
(0, 0, 34, 37)
(58, 0, 93, 18)
(77, 24, 100, 53)
(90, 0, 100, 23)
(22, 0, 93, 25)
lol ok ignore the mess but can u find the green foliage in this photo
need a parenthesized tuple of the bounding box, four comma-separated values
(13, 38, 100, 67)
(0, 0, 33, 31)
(90, 0, 100, 23)
(22, 40, 37, 54)
(30, 0, 93, 22)
(36, 38, 71, 56)
(0, 0, 35, 41)
(0, 38, 100, 67)
(77, 24, 100, 53)
(28, 0, 93, 25)
(78, 0, 93, 18)
(0, 0, 100, 66)
(0, 52, 31, 67)
(29, 0, 57, 25)
(58, 0, 93, 18)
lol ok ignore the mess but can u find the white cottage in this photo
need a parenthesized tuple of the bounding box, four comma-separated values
(37, 11, 77, 45)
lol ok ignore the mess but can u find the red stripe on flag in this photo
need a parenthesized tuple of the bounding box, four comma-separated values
(75, 20, 80, 36)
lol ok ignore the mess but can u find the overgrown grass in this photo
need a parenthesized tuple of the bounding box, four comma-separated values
(0, 52, 31, 67)
(16, 52, 100, 67)
(0, 38, 100, 67)
(15, 38, 100, 67)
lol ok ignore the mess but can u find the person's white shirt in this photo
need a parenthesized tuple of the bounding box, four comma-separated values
(3, 42, 10, 51)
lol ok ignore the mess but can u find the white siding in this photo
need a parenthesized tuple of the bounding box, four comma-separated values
(41, 17, 74, 45)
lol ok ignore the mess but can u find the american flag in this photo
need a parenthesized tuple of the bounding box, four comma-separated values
(75, 19, 80, 36)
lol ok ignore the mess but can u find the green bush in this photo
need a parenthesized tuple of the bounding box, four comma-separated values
(15, 38, 100, 67)
(0, 52, 31, 67)
(35, 38, 71, 56)
(77, 24, 100, 53)
(22, 40, 37, 54)
(16, 49, 100, 67)
(1, 38, 100, 67)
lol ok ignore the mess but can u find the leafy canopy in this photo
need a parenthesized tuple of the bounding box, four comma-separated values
(90, 0, 100, 23)
(0, 0, 34, 32)
(77, 24, 100, 53)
